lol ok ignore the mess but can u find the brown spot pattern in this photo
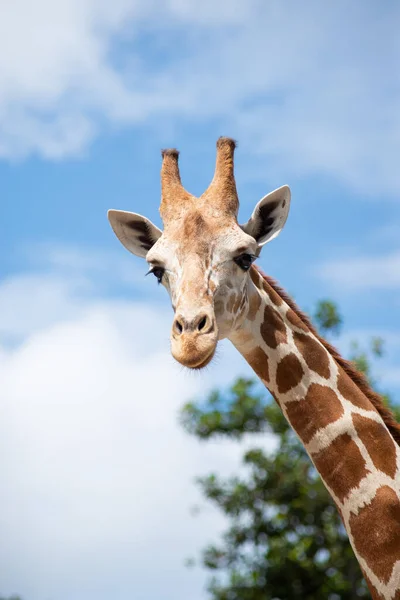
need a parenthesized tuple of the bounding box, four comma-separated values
(352, 414, 397, 479)
(248, 290, 261, 321)
(263, 280, 283, 307)
(245, 347, 270, 383)
(293, 331, 330, 379)
(286, 308, 309, 332)
(250, 268, 263, 289)
(276, 353, 304, 394)
(349, 486, 400, 584)
(286, 384, 344, 444)
(337, 371, 376, 411)
(260, 306, 287, 349)
(313, 433, 369, 502)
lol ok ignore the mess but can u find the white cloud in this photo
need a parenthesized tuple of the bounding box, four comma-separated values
(315, 251, 400, 291)
(0, 0, 399, 196)
(0, 243, 144, 343)
(0, 252, 276, 600)
(0, 272, 87, 341)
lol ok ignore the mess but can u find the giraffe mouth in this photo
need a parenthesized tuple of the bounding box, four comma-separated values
(186, 348, 216, 370)
(171, 340, 217, 370)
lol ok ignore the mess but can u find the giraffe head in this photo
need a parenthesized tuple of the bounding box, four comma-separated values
(108, 138, 291, 369)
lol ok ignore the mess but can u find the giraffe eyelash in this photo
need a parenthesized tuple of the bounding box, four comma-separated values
(146, 266, 165, 284)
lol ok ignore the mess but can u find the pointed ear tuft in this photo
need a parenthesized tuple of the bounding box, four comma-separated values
(241, 185, 291, 246)
(107, 210, 162, 258)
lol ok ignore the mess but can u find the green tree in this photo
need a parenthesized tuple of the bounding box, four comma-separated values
(181, 301, 398, 600)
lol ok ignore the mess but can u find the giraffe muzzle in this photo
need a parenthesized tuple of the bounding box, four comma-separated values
(170, 309, 218, 369)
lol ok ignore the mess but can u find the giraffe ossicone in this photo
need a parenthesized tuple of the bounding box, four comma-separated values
(108, 137, 400, 600)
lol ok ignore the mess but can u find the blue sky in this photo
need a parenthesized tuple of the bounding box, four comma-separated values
(1, 1, 400, 599)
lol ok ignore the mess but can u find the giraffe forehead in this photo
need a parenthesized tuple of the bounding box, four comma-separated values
(164, 210, 254, 261)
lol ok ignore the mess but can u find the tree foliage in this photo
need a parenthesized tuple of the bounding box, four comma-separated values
(181, 300, 398, 600)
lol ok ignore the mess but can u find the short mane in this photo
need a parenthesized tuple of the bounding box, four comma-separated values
(257, 267, 400, 447)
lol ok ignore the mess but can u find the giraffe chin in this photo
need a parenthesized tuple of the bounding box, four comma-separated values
(185, 349, 216, 370)
(171, 344, 217, 370)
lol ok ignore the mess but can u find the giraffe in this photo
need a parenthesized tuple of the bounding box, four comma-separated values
(108, 137, 400, 599)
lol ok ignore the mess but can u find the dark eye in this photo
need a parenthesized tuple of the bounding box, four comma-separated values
(234, 253, 255, 271)
(146, 266, 165, 284)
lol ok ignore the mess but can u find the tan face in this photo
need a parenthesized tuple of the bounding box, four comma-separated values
(107, 137, 291, 370)
(145, 210, 258, 368)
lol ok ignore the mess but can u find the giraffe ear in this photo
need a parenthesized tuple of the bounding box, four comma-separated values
(108, 210, 162, 258)
(241, 185, 291, 247)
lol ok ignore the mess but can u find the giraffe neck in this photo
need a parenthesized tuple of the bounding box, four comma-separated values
(229, 267, 400, 600)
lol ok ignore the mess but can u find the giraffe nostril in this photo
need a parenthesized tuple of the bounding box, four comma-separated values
(174, 319, 183, 334)
(173, 313, 214, 334)
(197, 316, 207, 331)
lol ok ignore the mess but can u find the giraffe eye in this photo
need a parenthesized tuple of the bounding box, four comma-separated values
(234, 253, 255, 271)
(146, 266, 165, 283)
